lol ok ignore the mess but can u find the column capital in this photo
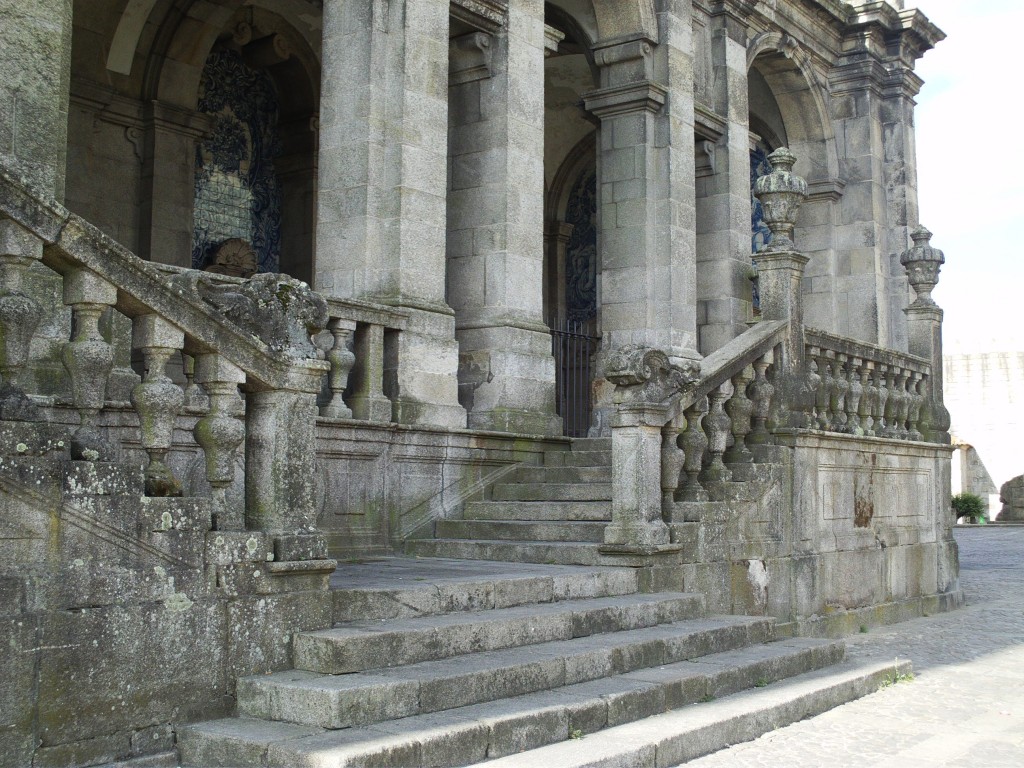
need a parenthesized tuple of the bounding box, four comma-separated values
(583, 81, 666, 119)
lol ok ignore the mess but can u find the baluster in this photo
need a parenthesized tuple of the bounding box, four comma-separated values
(882, 366, 900, 438)
(660, 416, 686, 516)
(348, 322, 392, 422)
(815, 350, 833, 430)
(130, 316, 185, 496)
(724, 365, 755, 469)
(874, 364, 889, 437)
(320, 318, 357, 419)
(62, 268, 116, 460)
(894, 368, 911, 440)
(678, 397, 709, 502)
(846, 357, 863, 436)
(747, 353, 775, 446)
(801, 351, 821, 430)
(702, 383, 733, 484)
(859, 361, 875, 436)
(181, 353, 210, 411)
(0, 219, 44, 420)
(193, 354, 246, 530)
(907, 371, 925, 441)
(830, 353, 849, 432)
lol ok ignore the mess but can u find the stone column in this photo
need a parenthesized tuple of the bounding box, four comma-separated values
(585, 5, 700, 431)
(0, 0, 73, 200)
(316, 0, 465, 428)
(696, 7, 753, 354)
(901, 226, 950, 444)
(446, 0, 561, 434)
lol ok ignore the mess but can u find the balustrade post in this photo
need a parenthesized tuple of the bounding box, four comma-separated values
(882, 366, 900, 438)
(831, 354, 850, 432)
(874, 364, 889, 437)
(320, 318, 356, 419)
(895, 368, 911, 439)
(62, 268, 116, 459)
(901, 226, 950, 443)
(816, 351, 834, 430)
(0, 219, 44, 420)
(724, 366, 755, 473)
(193, 354, 245, 530)
(907, 372, 925, 441)
(747, 353, 775, 447)
(845, 357, 863, 435)
(702, 383, 733, 484)
(679, 397, 710, 502)
(858, 361, 874, 436)
(660, 417, 686, 518)
(130, 315, 185, 496)
(181, 353, 210, 410)
(348, 323, 392, 422)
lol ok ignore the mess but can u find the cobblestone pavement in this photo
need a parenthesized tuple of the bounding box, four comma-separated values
(688, 527, 1024, 767)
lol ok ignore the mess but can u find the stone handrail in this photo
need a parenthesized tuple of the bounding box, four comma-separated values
(804, 327, 932, 441)
(0, 168, 333, 573)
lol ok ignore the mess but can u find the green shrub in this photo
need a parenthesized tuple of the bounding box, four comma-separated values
(952, 492, 986, 523)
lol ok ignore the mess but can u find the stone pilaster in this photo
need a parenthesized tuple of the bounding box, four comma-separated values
(446, 0, 561, 434)
(0, 0, 73, 200)
(697, 6, 753, 354)
(316, 0, 465, 428)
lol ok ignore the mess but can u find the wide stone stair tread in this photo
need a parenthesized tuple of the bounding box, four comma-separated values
(543, 449, 612, 467)
(436, 519, 608, 543)
(490, 482, 612, 501)
(178, 637, 845, 768)
(297, 592, 705, 674)
(406, 539, 625, 566)
(461, 500, 611, 522)
(512, 465, 611, 484)
(235, 616, 775, 730)
(475, 655, 909, 767)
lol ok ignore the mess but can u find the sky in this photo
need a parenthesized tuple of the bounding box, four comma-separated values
(912, 1, 1024, 354)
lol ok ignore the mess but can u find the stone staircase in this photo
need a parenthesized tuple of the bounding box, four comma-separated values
(176, 558, 903, 767)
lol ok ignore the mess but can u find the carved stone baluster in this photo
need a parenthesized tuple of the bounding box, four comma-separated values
(131, 316, 186, 496)
(830, 353, 849, 433)
(193, 354, 246, 530)
(661, 416, 686, 516)
(320, 318, 357, 419)
(815, 351, 833, 430)
(801, 351, 821, 430)
(181, 353, 210, 411)
(702, 383, 733, 484)
(724, 365, 755, 471)
(679, 397, 709, 502)
(874, 364, 889, 437)
(348, 322, 393, 422)
(846, 357, 863, 436)
(882, 366, 900, 438)
(894, 368, 911, 440)
(62, 269, 116, 460)
(0, 219, 44, 420)
(747, 354, 775, 446)
(859, 361, 875, 436)
(907, 372, 925, 441)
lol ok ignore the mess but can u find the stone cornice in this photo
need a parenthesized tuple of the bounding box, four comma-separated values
(450, 0, 507, 35)
(583, 82, 667, 119)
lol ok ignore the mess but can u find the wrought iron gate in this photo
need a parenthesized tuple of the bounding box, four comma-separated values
(549, 318, 598, 437)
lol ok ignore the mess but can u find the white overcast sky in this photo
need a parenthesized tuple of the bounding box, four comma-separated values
(912, 0, 1024, 353)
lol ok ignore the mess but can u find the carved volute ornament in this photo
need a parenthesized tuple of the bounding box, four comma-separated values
(752, 147, 808, 252)
(606, 345, 701, 406)
(900, 226, 944, 307)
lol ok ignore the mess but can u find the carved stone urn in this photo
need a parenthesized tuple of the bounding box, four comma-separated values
(900, 225, 944, 307)
(753, 148, 808, 252)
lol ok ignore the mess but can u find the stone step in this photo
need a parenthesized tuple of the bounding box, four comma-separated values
(491, 482, 612, 502)
(569, 437, 612, 451)
(436, 520, 608, 544)
(179, 637, 843, 768)
(328, 560, 640, 623)
(512, 465, 610, 484)
(406, 538, 618, 567)
(462, 500, 611, 522)
(476, 656, 908, 768)
(235, 616, 775, 730)
(295, 592, 705, 674)
(544, 450, 611, 468)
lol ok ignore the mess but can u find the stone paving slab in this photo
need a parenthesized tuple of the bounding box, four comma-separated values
(686, 527, 1024, 767)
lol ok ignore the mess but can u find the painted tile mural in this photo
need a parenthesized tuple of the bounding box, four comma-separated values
(192, 49, 282, 273)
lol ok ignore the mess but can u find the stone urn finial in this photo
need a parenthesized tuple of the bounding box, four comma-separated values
(753, 148, 808, 252)
(900, 225, 944, 307)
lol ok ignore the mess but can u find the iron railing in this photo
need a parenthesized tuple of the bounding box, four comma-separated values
(550, 317, 598, 437)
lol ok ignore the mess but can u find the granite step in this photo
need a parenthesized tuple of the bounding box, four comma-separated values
(295, 591, 705, 674)
(178, 637, 844, 768)
(511, 465, 611, 484)
(436, 520, 608, 544)
(491, 482, 612, 502)
(406, 538, 618, 567)
(235, 616, 775, 730)
(461, 500, 611, 522)
(544, 450, 611, 468)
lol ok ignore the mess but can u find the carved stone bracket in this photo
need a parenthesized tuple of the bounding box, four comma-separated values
(606, 345, 701, 408)
(450, 32, 494, 86)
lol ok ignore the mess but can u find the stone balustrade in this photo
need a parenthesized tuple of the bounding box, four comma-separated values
(0, 168, 333, 572)
(803, 328, 931, 442)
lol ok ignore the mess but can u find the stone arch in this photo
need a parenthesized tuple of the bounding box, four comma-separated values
(547, 0, 658, 46)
